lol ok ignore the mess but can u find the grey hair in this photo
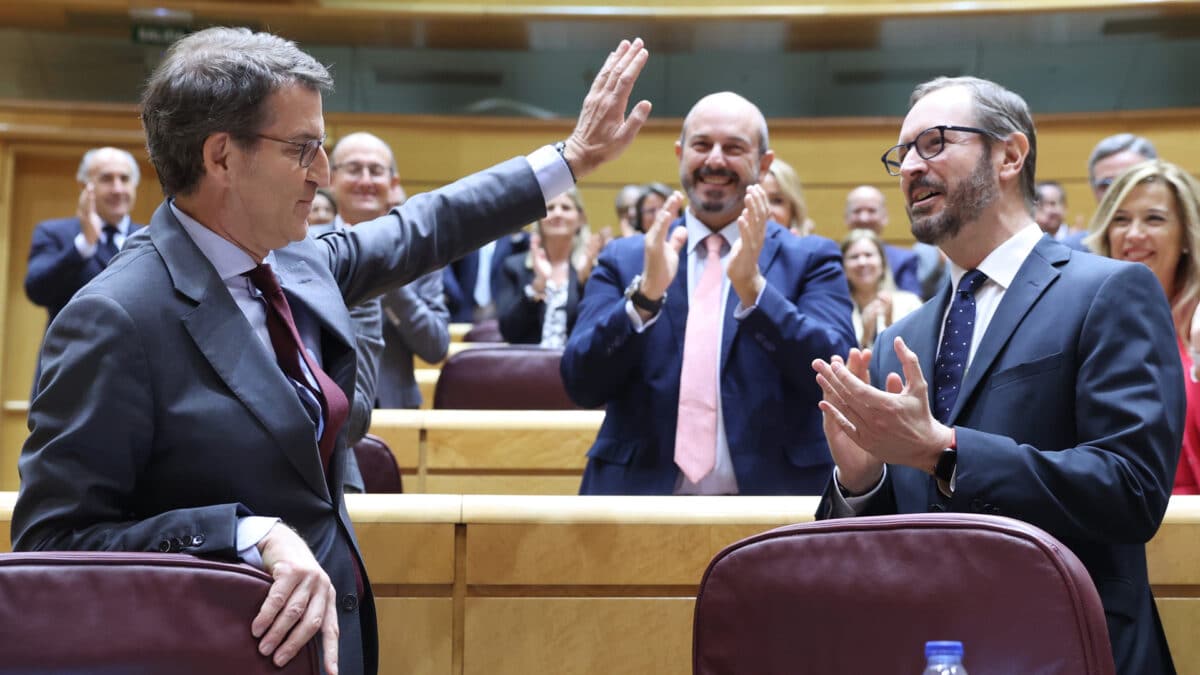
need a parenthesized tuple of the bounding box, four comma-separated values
(909, 76, 1037, 212)
(140, 27, 333, 197)
(1087, 134, 1158, 187)
(76, 147, 140, 185)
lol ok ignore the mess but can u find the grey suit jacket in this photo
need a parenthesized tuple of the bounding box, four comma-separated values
(376, 270, 449, 409)
(11, 156, 545, 675)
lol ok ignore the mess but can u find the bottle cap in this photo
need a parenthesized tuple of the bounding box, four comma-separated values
(925, 641, 964, 658)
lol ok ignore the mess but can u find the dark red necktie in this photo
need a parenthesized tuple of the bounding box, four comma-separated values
(246, 263, 348, 476)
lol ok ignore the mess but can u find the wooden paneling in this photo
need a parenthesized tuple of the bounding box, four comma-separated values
(423, 474, 581, 495)
(463, 598, 694, 675)
(377, 597, 455, 674)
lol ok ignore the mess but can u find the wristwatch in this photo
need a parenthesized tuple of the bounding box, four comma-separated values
(624, 274, 665, 313)
(934, 448, 958, 484)
(553, 140, 577, 183)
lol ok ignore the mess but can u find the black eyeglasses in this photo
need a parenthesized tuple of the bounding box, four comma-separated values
(255, 133, 326, 168)
(881, 125, 1002, 176)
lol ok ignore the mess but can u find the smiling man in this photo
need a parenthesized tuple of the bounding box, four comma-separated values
(24, 147, 145, 393)
(11, 27, 651, 675)
(563, 91, 855, 496)
(812, 76, 1182, 673)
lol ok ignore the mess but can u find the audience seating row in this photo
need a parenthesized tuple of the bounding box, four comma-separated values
(1, 493, 1197, 674)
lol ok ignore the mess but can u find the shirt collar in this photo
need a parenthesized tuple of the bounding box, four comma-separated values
(947, 222, 1043, 291)
(169, 200, 273, 281)
(684, 209, 741, 255)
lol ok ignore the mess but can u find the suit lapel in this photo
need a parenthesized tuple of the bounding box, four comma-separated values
(276, 254, 357, 400)
(719, 222, 784, 373)
(150, 203, 332, 500)
(950, 238, 1064, 424)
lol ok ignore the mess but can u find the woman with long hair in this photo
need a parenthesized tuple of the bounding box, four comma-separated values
(841, 228, 922, 349)
(1086, 159, 1200, 493)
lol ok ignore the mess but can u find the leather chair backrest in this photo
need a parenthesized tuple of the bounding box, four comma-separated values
(0, 551, 319, 674)
(433, 345, 578, 410)
(353, 433, 403, 493)
(693, 513, 1115, 675)
(463, 318, 504, 343)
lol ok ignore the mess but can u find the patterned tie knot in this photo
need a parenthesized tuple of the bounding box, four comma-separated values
(957, 268, 987, 297)
(704, 234, 723, 259)
(246, 263, 282, 296)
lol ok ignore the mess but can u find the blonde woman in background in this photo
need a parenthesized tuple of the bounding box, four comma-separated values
(841, 228, 922, 348)
(1086, 159, 1200, 493)
(762, 158, 816, 236)
(496, 189, 603, 347)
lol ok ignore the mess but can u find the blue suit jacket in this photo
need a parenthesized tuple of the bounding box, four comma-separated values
(817, 236, 1183, 673)
(562, 220, 856, 495)
(25, 216, 146, 322)
(444, 231, 530, 322)
(884, 243, 921, 296)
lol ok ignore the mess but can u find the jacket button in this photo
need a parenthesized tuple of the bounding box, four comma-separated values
(191, 534, 206, 546)
(340, 594, 359, 612)
(158, 540, 172, 552)
(929, 503, 946, 512)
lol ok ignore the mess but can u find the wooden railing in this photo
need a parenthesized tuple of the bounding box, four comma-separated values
(1, 493, 1198, 674)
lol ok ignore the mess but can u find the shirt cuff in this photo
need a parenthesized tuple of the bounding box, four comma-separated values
(527, 144, 576, 206)
(733, 285, 766, 319)
(236, 516, 280, 570)
(625, 298, 661, 333)
(74, 232, 98, 258)
(829, 465, 888, 516)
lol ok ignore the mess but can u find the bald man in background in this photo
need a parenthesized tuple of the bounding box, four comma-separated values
(843, 185, 923, 296)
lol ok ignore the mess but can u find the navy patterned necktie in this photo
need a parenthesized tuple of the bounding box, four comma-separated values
(96, 225, 119, 266)
(932, 269, 988, 423)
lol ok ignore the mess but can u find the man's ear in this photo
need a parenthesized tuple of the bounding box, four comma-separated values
(758, 149, 775, 177)
(201, 132, 235, 188)
(998, 131, 1030, 185)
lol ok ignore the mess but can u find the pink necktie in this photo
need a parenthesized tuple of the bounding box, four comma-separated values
(675, 234, 724, 483)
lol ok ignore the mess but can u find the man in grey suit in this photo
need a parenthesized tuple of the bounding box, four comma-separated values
(11, 27, 651, 675)
(812, 76, 1180, 672)
(326, 131, 449, 410)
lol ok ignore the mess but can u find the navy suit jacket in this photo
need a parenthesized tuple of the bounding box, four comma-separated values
(884, 243, 921, 296)
(25, 216, 146, 322)
(444, 231, 530, 322)
(562, 219, 856, 495)
(12, 157, 546, 675)
(817, 236, 1183, 674)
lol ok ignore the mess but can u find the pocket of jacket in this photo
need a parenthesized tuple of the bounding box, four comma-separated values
(586, 438, 643, 466)
(989, 352, 1064, 389)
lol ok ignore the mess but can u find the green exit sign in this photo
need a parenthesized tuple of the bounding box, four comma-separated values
(132, 24, 191, 46)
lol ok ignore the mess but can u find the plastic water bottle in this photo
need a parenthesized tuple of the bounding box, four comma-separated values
(922, 641, 968, 674)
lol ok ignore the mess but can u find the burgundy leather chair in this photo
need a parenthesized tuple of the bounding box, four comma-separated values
(352, 433, 404, 493)
(0, 551, 319, 674)
(433, 345, 579, 410)
(694, 513, 1115, 675)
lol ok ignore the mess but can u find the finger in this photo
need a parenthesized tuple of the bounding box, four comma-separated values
(818, 400, 858, 435)
(320, 585, 340, 675)
(590, 41, 629, 93)
(616, 99, 653, 146)
(893, 336, 927, 395)
(259, 576, 314, 658)
(605, 38, 645, 95)
(271, 579, 326, 668)
(650, 192, 684, 244)
(252, 564, 301, 638)
(667, 225, 688, 254)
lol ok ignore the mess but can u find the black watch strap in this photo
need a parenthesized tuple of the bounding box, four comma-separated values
(934, 448, 958, 483)
(625, 275, 665, 313)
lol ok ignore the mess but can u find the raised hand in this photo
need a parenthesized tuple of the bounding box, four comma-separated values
(727, 184, 769, 308)
(529, 232, 552, 297)
(562, 39, 652, 179)
(812, 348, 884, 493)
(252, 523, 340, 674)
(575, 226, 613, 285)
(76, 183, 103, 245)
(638, 191, 688, 319)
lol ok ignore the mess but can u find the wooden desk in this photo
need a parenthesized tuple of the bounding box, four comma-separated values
(2, 494, 1199, 675)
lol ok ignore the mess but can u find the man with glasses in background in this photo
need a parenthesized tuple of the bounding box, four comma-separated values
(812, 76, 1181, 673)
(12, 27, 651, 675)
